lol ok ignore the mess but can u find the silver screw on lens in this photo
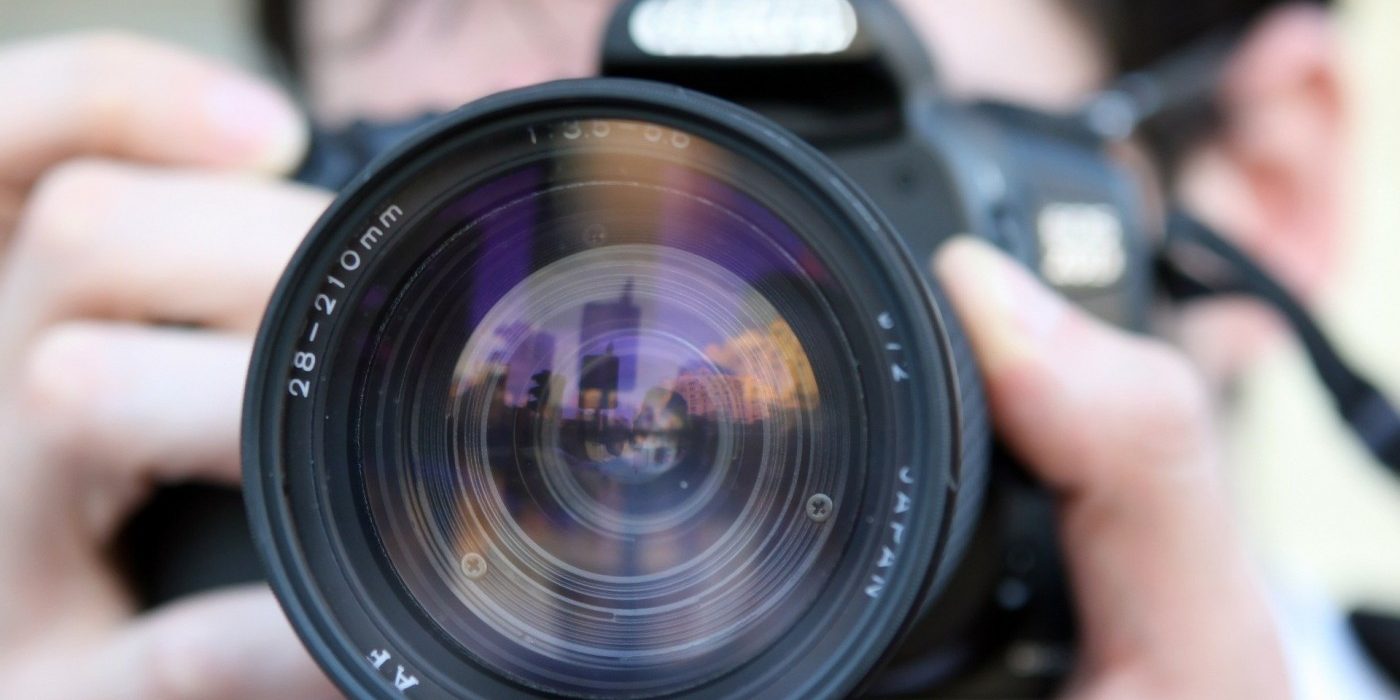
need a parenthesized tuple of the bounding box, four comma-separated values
(806, 493, 834, 523)
(461, 552, 488, 580)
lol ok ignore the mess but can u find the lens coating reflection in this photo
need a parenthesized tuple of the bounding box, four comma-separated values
(356, 119, 864, 696)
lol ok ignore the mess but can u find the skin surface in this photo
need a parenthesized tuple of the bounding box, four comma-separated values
(0, 0, 1345, 696)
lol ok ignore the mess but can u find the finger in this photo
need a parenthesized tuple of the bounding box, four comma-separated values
(111, 587, 341, 700)
(0, 32, 306, 187)
(933, 236, 1288, 697)
(21, 323, 250, 497)
(4, 587, 340, 700)
(5, 159, 330, 335)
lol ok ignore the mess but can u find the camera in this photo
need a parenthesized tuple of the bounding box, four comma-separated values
(229, 1, 1400, 698)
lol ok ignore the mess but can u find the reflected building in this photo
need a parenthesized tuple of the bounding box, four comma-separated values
(700, 320, 818, 415)
(481, 358, 510, 424)
(579, 281, 641, 393)
(524, 369, 567, 416)
(673, 366, 768, 423)
(494, 323, 557, 405)
(578, 345, 621, 412)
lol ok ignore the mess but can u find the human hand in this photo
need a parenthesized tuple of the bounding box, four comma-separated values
(0, 33, 338, 699)
(934, 237, 1291, 699)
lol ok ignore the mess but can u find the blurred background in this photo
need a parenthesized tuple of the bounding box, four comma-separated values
(0, 0, 1396, 693)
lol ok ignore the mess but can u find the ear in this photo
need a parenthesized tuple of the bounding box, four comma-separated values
(1178, 3, 1345, 299)
(1172, 3, 1346, 382)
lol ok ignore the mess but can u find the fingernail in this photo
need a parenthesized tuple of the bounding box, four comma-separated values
(933, 236, 1067, 370)
(202, 75, 307, 173)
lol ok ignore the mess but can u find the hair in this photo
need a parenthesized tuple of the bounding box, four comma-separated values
(1068, 0, 1323, 74)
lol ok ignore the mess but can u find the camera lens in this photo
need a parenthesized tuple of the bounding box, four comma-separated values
(245, 80, 986, 699)
(363, 145, 858, 696)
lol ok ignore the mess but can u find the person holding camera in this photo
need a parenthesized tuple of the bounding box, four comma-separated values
(0, 0, 1363, 697)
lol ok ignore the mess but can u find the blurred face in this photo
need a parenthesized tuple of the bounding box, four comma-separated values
(301, 0, 1110, 124)
(298, 0, 1350, 387)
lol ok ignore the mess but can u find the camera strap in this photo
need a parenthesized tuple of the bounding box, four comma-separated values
(1157, 210, 1400, 474)
(1081, 25, 1400, 476)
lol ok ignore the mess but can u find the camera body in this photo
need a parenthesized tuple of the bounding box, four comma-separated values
(263, 4, 1155, 697)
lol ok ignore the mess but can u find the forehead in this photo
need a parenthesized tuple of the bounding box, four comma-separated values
(301, 0, 1109, 116)
(897, 0, 1109, 108)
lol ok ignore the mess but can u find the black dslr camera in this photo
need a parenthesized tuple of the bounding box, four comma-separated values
(220, 1, 1400, 698)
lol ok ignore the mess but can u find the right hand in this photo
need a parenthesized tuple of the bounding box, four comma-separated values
(935, 238, 1291, 699)
(0, 33, 340, 699)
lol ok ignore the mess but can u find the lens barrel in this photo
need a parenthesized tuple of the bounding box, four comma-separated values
(244, 79, 986, 699)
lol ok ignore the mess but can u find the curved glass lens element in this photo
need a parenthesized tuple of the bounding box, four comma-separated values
(354, 118, 865, 696)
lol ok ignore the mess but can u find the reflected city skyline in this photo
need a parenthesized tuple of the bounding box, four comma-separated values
(458, 279, 820, 426)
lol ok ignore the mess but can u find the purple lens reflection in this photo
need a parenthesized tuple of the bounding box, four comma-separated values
(454, 244, 817, 546)
(358, 118, 862, 696)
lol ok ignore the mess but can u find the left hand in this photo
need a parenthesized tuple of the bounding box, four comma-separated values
(0, 32, 338, 699)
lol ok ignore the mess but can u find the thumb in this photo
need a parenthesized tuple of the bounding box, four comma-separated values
(935, 236, 1215, 498)
(933, 236, 1288, 698)
(106, 587, 340, 700)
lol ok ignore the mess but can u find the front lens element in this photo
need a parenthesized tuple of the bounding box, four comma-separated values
(354, 119, 865, 696)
